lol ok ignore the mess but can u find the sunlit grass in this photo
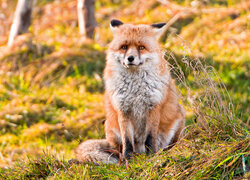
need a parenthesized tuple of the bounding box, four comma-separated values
(0, 0, 249, 179)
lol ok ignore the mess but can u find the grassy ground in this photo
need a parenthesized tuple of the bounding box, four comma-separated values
(0, 0, 249, 179)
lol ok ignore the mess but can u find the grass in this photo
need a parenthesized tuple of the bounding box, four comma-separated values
(0, 131, 248, 179)
(0, 0, 249, 179)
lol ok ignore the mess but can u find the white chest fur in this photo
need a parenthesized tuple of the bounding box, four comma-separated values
(105, 67, 169, 118)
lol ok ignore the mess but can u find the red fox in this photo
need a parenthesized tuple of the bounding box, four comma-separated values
(76, 20, 185, 164)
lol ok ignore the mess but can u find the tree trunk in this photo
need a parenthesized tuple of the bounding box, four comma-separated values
(77, 0, 96, 39)
(8, 0, 34, 47)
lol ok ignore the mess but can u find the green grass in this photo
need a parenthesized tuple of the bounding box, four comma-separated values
(0, 0, 249, 179)
(0, 131, 249, 179)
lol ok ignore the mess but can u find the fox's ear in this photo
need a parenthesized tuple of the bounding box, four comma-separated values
(151, 23, 167, 39)
(110, 19, 123, 33)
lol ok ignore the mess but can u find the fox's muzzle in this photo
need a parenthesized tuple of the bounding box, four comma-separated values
(127, 55, 134, 63)
(122, 47, 141, 67)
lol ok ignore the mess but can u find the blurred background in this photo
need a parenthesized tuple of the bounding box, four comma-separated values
(0, 0, 249, 168)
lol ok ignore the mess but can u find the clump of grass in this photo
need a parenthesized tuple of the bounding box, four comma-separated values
(160, 33, 249, 178)
(165, 35, 243, 137)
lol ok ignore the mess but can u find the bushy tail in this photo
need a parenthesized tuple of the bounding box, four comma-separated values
(75, 139, 119, 164)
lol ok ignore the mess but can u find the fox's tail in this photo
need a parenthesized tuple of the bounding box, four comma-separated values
(75, 139, 119, 164)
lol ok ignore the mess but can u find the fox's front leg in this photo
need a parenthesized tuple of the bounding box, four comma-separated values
(118, 112, 134, 159)
(146, 106, 161, 154)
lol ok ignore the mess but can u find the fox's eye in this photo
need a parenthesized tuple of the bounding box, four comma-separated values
(138, 46, 145, 50)
(121, 45, 128, 50)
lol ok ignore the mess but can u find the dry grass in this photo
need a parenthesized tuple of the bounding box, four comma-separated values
(166, 35, 240, 136)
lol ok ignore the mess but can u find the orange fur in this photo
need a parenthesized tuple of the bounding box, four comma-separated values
(76, 20, 185, 164)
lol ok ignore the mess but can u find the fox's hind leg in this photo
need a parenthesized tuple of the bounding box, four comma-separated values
(170, 116, 185, 145)
(105, 93, 122, 151)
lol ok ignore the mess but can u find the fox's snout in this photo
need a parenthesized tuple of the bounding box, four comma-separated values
(123, 55, 142, 68)
(127, 55, 134, 62)
(121, 46, 142, 68)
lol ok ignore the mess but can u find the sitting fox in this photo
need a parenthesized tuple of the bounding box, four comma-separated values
(76, 20, 185, 164)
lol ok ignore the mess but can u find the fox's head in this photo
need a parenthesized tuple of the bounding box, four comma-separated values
(107, 19, 166, 70)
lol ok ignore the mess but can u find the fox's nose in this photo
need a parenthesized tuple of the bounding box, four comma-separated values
(127, 56, 134, 62)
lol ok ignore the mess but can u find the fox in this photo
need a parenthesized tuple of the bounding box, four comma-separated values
(75, 19, 185, 164)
